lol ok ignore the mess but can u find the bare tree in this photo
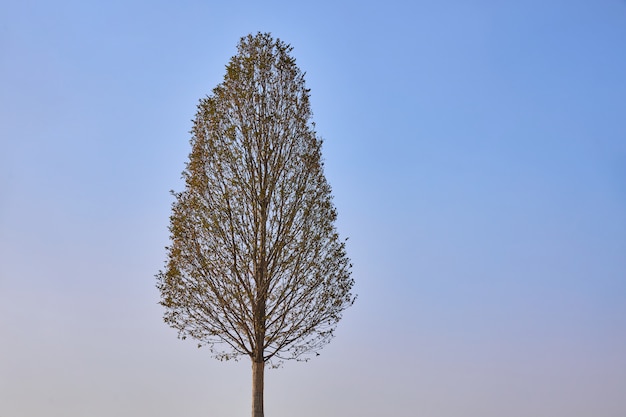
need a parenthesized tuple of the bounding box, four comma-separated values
(156, 32, 355, 417)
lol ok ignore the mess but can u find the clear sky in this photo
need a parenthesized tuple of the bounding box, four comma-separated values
(1, 1, 625, 416)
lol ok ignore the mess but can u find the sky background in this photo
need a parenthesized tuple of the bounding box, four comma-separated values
(1, 1, 626, 416)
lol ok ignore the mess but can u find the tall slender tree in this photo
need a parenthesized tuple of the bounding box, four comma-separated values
(156, 33, 355, 417)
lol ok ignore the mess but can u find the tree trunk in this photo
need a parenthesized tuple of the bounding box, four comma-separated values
(251, 359, 265, 417)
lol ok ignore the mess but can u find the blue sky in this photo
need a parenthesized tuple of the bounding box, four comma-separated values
(1, 1, 625, 416)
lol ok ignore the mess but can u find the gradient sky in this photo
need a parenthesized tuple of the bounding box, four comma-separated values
(1, 1, 625, 416)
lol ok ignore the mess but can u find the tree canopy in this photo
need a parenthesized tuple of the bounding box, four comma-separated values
(156, 32, 355, 417)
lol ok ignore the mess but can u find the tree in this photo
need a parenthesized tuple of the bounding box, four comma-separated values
(156, 32, 355, 417)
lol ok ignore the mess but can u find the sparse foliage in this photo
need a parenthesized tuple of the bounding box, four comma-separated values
(156, 33, 355, 417)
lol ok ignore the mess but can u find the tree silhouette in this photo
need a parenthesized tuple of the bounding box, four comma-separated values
(157, 32, 355, 417)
